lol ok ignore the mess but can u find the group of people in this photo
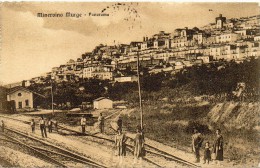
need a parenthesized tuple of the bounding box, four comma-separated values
(114, 125, 145, 165)
(0, 116, 58, 138)
(80, 113, 122, 134)
(113, 116, 145, 163)
(81, 113, 144, 164)
(192, 128, 224, 165)
(32, 116, 58, 138)
(80, 113, 105, 134)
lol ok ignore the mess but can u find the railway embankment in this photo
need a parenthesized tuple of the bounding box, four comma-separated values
(207, 102, 260, 130)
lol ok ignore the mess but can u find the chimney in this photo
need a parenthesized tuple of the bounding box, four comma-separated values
(22, 80, 25, 87)
(143, 36, 146, 42)
(146, 37, 148, 41)
(219, 14, 222, 17)
(185, 27, 188, 30)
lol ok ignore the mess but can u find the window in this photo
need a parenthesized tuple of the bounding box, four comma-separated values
(18, 93, 22, 96)
(25, 100, 29, 106)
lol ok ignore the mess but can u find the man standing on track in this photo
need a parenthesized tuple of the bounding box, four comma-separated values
(115, 128, 127, 165)
(117, 116, 123, 132)
(134, 126, 145, 163)
(52, 119, 58, 133)
(192, 128, 203, 163)
(80, 115, 86, 134)
(40, 116, 47, 138)
(47, 118, 53, 133)
(30, 119, 35, 133)
(98, 113, 104, 133)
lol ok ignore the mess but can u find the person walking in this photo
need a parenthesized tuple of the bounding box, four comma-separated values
(30, 119, 35, 133)
(80, 115, 86, 134)
(114, 128, 127, 165)
(98, 113, 104, 133)
(47, 118, 52, 133)
(192, 128, 204, 163)
(133, 126, 145, 163)
(213, 129, 224, 165)
(203, 141, 211, 164)
(40, 117, 47, 138)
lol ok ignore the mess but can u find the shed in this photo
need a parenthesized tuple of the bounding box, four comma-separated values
(93, 97, 113, 109)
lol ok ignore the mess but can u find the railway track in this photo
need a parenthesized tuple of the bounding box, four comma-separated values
(0, 135, 67, 167)
(58, 125, 200, 168)
(1, 125, 106, 168)
(0, 114, 200, 168)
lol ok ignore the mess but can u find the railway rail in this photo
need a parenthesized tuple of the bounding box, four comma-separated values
(0, 114, 200, 168)
(0, 124, 106, 168)
(0, 135, 67, 167)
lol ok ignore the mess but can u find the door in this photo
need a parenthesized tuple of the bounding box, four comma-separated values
(18, 102, 22, 109)
(25, 99, 29, 107)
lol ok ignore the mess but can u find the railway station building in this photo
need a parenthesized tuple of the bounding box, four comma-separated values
(6, 86, 45, 111)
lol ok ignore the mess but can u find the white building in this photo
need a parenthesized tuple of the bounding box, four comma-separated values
(197, 56, 210, 63)
(83, 66, 100, 79)
(92, 71, 113, 80)
(114, 76, 132, 83)
(216, 33, 240, 44)
(93, 97, 113, 109)
(141, 42, 148, 50)
(114, 76, 138, 83)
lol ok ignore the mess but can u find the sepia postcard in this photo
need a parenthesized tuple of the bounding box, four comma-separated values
(0, 1, 259, 168)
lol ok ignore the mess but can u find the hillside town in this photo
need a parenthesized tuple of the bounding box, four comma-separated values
(5, 14, 260, 88)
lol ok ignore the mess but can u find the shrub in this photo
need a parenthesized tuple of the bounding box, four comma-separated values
(185, 121, 211, 134)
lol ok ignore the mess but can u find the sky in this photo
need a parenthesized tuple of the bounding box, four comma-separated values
(0, 2, 259, 84)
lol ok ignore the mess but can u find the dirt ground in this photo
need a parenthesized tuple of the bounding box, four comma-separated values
(0, 146, 52, 167)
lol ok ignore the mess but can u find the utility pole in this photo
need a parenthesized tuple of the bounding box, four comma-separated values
(137, 50, 143, 130)
(51, 78, 54, 115)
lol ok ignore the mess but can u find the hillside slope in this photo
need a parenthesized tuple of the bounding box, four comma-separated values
(207, 102, 259, 130)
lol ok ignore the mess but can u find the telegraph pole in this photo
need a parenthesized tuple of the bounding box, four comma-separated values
(51, 78, 54, 115)
(137, 50, 143, 130)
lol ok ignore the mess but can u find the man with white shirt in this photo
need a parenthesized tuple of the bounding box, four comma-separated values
(39, 116, 47, 138)
(80, 115, 86, 134)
